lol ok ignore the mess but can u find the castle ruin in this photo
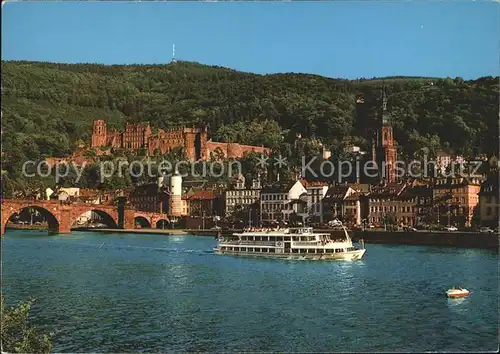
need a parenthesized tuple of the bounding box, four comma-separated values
(91, 120, 270, 161)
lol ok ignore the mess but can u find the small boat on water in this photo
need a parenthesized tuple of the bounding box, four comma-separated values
(214, 226, 366, 261)
(446, 287, 470, 298)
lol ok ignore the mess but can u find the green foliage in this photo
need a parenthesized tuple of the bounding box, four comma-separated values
(2, 60, 498, 193)
(1, 295, 52, 353)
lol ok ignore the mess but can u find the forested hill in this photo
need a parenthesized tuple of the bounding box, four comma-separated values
(2, 60, 499, 168)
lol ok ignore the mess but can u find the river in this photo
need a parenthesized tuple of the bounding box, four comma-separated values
(2, 230, 498, 352)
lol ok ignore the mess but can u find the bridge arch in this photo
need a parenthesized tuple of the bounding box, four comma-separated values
(3, 205, 60, 234)
(71, 209, 119, 229)
(134, 216, 152, 228)
(156, 219, 169, 229)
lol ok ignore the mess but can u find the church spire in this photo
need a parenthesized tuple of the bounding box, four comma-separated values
(381, 85, 391, 126)
(382, 89, 388, 112)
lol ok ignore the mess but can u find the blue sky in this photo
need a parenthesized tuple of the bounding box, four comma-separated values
(2, 1, 499, 79)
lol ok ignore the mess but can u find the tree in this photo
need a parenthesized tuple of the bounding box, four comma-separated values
(1, 295, 52, 353)
(382, 212, 398, 231)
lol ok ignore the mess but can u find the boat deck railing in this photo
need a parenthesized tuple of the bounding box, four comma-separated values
(292, 241, 320, 246)
(219, 240, 277, 246)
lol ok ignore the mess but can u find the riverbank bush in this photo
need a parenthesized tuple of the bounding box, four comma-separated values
(1, 295, 52, 353)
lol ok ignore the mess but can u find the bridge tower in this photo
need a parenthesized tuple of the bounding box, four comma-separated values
(169, 171, 182, 217)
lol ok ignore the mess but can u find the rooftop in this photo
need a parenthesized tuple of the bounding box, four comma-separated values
(184, 190, 218, 200)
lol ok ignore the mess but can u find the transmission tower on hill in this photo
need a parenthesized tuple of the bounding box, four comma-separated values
(172, 44, 177, 63)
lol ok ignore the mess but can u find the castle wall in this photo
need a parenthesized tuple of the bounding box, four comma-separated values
(147, 129, 186, 156)
(206, 141, 270, 159)
(232, 143, 270, 157)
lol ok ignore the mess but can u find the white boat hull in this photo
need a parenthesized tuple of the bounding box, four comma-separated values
(213, 248, 366, 261)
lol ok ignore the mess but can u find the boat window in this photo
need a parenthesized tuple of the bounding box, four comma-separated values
(269, 248, 275, 253)
(292, 249, 298, 253)
(326, 249, 333, 253)
(335, 249, 342, 253)
(308, 249, 315, 253)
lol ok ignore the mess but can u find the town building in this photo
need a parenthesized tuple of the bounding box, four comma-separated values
(406, 185, 433, 226)
(434, 150, 466, 176)
(366, 183, 408, 226)
(322, 184, 368, 226)
(129, 182, 169, 214)
(90, 120, 270, 161)
(433, 176, 482, 227)
(182, 190, 221, 217)
(260, 180, 308, 224)
(299, 180, 329, 223)
(222, 174, 261, 217)
(478, 173, 499, 228)
(46, 187, 81, 201)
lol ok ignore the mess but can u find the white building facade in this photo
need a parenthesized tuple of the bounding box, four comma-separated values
(260, 180, 307, 224)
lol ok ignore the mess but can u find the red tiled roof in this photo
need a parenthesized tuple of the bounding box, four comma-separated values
(185, 190, 217, 200)
(79, 189, 100, 197)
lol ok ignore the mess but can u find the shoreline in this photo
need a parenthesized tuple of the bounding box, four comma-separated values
(6, 226, 498, 250)
(72, 227, 190, 235)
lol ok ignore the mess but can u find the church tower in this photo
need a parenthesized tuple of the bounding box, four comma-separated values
(379, 90, 397, 184)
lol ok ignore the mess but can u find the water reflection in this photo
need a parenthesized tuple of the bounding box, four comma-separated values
(170, 236, 186, 242)
(446, 296, 471, 314)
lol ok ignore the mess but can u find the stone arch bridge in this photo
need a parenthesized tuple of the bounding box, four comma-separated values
(133, 212, 170, 229)
(1, 199, 170, 235)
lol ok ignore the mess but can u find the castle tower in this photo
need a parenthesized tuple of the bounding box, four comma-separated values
(169, 171, 182, 217)
(184, 128, 197, 161)
(200, 125, 208, 160)
(91, 120, 107, 148)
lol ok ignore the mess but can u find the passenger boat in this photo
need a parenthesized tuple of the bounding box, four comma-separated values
(446, 287, 470, 298)
(214, 226, 366, 260)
